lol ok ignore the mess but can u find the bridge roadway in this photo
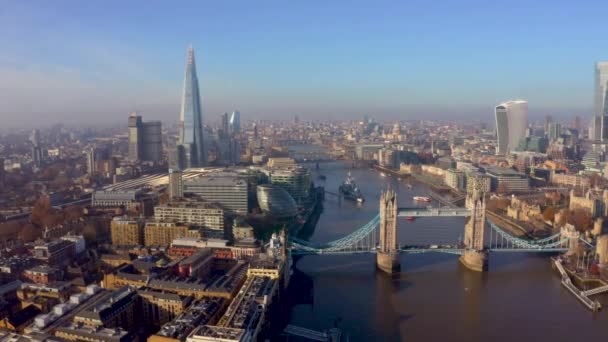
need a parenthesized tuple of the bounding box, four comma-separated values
(397, 207, 471, 217)
(291, 246, 570, 256)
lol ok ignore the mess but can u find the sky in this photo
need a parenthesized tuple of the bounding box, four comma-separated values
(1, 0, 607, 127)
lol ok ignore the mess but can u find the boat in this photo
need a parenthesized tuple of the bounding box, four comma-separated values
(379, 172, 386, 177)
(405, 216, 416, 222)
(413, 196, 431, 202)
(339, 171, 365, 203)
(406, 183, 413, 190)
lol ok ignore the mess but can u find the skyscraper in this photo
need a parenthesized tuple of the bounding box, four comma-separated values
(544, 115, 552, 136)
(229, 110, 241, 134)
(128, 112, 162, 162)
(177, 46, 205, 168)
(495, 100, 528, 155)
(593, 62, 608, 141)
(30, 129, 43, 167)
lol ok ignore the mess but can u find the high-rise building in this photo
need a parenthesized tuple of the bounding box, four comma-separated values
(549, 122, 561, 141)
(168, 169, 183, 199)
(544, 115, 552, 135)
(594, 62, 608, 141)
(128, 112, 162, 162)
(220, 112, 230, 138)
(229, 110, 241, 134)
(30, 128, 43, 167)
(177, 46, 205, 168)
(574, 115, 582, 132)
(494, 100, 528, 155)
(0, 158, 5, 187)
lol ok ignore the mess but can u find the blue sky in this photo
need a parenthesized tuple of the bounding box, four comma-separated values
(0, 0, 606, 127)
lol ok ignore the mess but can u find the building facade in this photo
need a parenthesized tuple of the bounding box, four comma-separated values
(110, 217, 145, 246)
(154, 200, 226, 231)
(144, 222, 199, 247)
(495, 100, 528, 154)
(594, 61, 608, 141)
(177, 47, 205, 168)
(182, 176, 248, 214)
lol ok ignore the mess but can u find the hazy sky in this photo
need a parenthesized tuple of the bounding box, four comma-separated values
(1, 0, 606, 127)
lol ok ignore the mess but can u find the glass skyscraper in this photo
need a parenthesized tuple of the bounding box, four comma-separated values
(178, 46, 205, 168)
(494, 100, 528, 155)
(229, 110, 241, 134)
(593, 62, 608, 141)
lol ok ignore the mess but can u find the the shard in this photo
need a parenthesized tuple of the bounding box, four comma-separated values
(177, 46, 205, 168)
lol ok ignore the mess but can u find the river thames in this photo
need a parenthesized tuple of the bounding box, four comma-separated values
(285, 161, 608, 341)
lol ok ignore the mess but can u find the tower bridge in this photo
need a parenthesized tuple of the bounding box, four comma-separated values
(290, 176, 577, 273)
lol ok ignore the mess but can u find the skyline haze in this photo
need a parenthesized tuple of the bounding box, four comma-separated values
(1, 0, 606, 127)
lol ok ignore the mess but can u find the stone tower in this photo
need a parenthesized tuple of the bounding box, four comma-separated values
(460, 175, 488, 271)
(377, 189, 400, 274)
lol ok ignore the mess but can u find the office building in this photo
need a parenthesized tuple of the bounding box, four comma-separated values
(229, 111, 240, 134)
(544, 115, 552, 135)
(33, 240, 75, 267)
(594, 61, 608, 140)
(138, 288, 192, 327)
(128, 112, 163, 162)
(444, 169, 467, 192)
(154, 199, 226, 231)
(91, 189, 149, 210)
(169, 169, 184, 199)
(151, 297, 226, 342)
(55, 322, 137, 342)
(73, 286, 139, 330)
(144, 222, 200, 247)
(549, 122, 561, 141)
(268, 167, 311, 203)
(183, 176, 249, 214)
(495, 100, 528, 154)
(30, 129, 43, 168)
(177, 47, 205, 168)
(484, 166, 530, 192)
(256, 185, 297, 218)
(110, 217, 145, 246)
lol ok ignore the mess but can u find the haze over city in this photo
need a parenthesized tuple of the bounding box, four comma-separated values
(2, 0, 607, 127)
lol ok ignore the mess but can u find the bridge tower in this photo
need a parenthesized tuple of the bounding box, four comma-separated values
(460, 176, 489, 272)
(377, 188, 400, 274)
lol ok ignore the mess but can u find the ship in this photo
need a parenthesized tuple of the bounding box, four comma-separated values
(413, 196, 431, 202)
(339, 171, 365, 203)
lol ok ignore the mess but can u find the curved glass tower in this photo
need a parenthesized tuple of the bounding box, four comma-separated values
(494, 100, 528, 155)
(178, 46, 205, 168)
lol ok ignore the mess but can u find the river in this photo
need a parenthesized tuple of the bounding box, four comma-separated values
(285, 160, 608, 341)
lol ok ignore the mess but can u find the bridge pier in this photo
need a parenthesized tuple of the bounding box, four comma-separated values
(377, 189, 401, 275)
(460, 175, 488, 272)
(459, 249, 488, 272)
(377, 251, 401, 274)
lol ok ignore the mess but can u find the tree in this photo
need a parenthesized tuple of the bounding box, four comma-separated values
(555, 208, 570, 227)
(542, 207, 556, 222)
(569, 209, 593, 231)
(31, 196, 64, 228)
(82, 222, 99, 245)
(19, 223, 41, 242)
(545, 192, 561, 206)
(64, 205, 84, 221)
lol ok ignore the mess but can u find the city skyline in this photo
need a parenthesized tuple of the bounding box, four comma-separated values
(2, 1, 608, 127)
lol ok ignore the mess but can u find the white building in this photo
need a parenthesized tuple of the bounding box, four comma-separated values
(495, 100, 528, 154)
